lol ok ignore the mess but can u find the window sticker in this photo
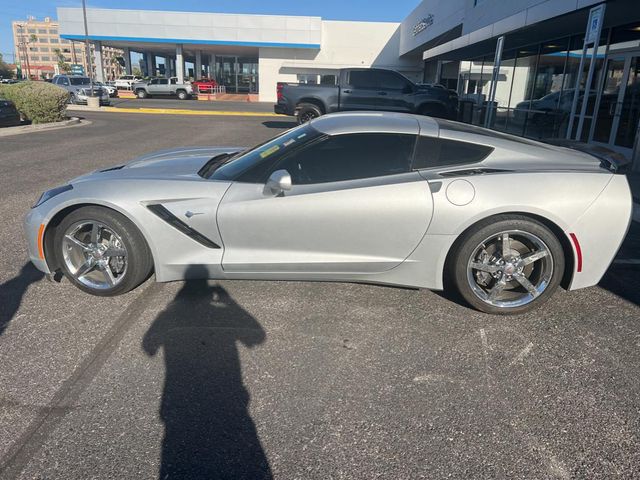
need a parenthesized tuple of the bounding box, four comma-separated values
(259, 145, 281, 158)
(283, 139, 296, 147)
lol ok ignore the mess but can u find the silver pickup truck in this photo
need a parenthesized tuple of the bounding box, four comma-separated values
(132, 77, 194, 100)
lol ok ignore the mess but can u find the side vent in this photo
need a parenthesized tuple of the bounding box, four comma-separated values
(147, 204, 221, 249)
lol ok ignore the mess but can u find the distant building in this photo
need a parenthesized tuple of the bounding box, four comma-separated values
(11, 16, 124, 80)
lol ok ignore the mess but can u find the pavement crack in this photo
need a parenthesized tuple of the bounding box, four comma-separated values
(0, 281, 165, 479)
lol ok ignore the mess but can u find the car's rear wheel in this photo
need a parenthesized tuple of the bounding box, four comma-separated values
(450, 215, 564, 314)
(296, 103, 322, 124)
(54, 206, 153, 296)
(136, 89, 147, 99)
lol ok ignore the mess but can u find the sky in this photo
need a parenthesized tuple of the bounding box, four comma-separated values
(0, 0, 419, 63)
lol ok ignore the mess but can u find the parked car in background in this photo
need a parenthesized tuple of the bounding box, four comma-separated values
(95, 81, 117, 97)
(132, 77, 193, 100)
(114, 75, 142, 89)
(192, 78, 218, 93)
(51, 75, 110, 105)
(275, 68, 459, 124)
(0, 79, 20, 84)
(0, 99, 21, 127)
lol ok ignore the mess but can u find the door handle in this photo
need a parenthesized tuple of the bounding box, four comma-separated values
(343, 89, 352, 94)
(377, 91, 388, 95)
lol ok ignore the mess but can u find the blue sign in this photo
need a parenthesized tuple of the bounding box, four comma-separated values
(70, 64, 85, 75)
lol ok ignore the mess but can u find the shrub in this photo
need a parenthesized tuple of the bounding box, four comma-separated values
(0, 81, 69, 124)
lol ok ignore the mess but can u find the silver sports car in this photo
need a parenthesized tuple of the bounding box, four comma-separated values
(24, 112, 632, 314)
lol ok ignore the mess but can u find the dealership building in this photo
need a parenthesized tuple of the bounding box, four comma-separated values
(402, 0, 640, 166)
(57, 8, 423, 102)
(58, 1, 640, 166)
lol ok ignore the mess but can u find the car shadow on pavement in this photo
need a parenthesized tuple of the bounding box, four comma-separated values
(599, 222, 640, 307)
(0, 263, 44, 336)
(142, 265, 272, 479)
(262, 120, 297, 129)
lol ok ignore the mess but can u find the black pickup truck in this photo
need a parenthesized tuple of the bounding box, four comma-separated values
(274, 68, 458, 124)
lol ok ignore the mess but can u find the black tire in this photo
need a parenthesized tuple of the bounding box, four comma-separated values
(296, 103, 322, 125)
(449, 215, 564, 315)
(136, 89, 147, 99)
(418, 103, 447, 118)
(176, 90, 188, 100)
(53, 206, 153, 296)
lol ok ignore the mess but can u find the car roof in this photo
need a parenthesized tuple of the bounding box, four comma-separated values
(310, 111, 438, 137)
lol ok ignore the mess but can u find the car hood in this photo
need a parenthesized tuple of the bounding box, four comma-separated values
(69, 146, 245, 184)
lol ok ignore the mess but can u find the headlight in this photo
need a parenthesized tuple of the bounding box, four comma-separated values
(33, 185, 73, 208)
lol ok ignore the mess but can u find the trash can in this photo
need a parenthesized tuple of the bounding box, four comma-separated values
(458, 100, 474, 124)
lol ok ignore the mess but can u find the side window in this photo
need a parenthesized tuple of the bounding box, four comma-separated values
(277, 133, 415, 185)
(376, 71, 410, 91)
(170, 78, 177, 85)
(348, 70, 378, 89)
(158, 79, 169, 85)
(412, 137, 494, 170)
(61, 77, 69, 86)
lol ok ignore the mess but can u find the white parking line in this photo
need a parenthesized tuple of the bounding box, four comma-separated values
(509, 342, 534, 367)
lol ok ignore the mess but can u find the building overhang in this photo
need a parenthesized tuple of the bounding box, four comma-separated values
(58, 7, 322, 53)
(422, 0, 639, 62)
(60, 34, 320, 50)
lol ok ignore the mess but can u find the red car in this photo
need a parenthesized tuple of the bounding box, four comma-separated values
(192, 78, 218, 93)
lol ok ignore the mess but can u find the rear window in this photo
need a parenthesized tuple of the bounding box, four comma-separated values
(69, 77, 90, 85)
(412, 137, 493, 170)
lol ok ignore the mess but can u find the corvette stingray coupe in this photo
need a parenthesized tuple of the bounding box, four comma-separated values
(25, 112, 632, 314)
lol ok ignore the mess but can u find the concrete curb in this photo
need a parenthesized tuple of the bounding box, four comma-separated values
(66, 104, 282, 117)
(0, 117, 86, 137)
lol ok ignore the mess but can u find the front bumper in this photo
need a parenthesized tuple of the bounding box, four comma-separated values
(24, 207, 51, 274)
(77, 94, 111, 105)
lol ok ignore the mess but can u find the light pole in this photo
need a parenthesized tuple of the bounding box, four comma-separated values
(15, 24, 32, 80)
(82, 0, 94, 96)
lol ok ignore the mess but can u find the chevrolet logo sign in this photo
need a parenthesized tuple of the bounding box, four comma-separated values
(412, 14, 434, 36)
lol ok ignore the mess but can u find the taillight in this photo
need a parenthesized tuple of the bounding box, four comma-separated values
(277, 82, 284, 101)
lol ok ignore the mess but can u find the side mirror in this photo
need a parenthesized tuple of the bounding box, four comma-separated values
(265, 169, 292, 196)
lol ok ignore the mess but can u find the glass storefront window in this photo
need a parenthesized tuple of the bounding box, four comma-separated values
(214, 56, 258, 93)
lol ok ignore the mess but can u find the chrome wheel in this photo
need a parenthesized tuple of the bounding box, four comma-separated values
(466, 230, 553, 309)
(61, 221, 128, 290)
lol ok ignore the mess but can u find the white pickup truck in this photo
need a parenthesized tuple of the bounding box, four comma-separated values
(114, 75, 143, 89)
(132, 77, 194, 100)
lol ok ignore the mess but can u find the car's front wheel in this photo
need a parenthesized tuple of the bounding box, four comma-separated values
(450, 215, 564, 314)
(176, 90, 188, 100)
(54, 206, 153, 296)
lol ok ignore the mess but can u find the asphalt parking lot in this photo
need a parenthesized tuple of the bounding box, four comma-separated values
(0, 111, 639, 479)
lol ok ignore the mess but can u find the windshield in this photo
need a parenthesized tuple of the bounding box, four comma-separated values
(210, 123, 321, 181)
(69, 77, 91, 85)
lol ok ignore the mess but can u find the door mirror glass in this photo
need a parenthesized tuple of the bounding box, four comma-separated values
(265, 169, 292, 196)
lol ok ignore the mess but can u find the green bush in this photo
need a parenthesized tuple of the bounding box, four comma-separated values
(0, 81, 69, 124)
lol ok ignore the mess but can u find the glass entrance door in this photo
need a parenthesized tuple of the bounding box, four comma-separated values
(592, 51, 640, 154)
(214, 56, 259, 94)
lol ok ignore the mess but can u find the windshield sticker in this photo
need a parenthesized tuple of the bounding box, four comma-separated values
(297, 133, 307, 139)
(283, 139, 296, 147)
(259, 145, 280, 158)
